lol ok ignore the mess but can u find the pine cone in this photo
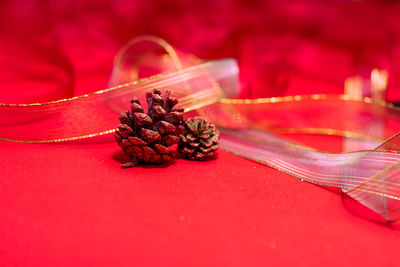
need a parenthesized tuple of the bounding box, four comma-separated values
(114, 89, 185, 167)
(178, 117, 219, 160)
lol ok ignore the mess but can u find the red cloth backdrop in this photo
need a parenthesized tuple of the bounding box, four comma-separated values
(1, 0, 400, 266)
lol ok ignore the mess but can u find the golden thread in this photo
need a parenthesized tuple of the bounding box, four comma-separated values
(347, 161, 400, 195)
(0, 61, 214, 107)
(270, 127, 382, 143)
(220, 94, 399, 112)
(374, 131, 400, 151)
(0, 129, 116, 143)
(1, 71, 207, 114)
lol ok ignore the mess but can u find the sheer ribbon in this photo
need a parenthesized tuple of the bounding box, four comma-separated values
(1, 36, 400, 223)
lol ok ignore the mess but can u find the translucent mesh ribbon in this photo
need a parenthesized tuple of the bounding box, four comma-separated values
(2, 36, 400, 223)
(0, 59, 239, 142)
(203, 98, 400, 222)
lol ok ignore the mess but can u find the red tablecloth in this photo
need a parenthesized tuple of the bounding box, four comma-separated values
(2, 136, 400, 266)
(1, 0, 400, 266)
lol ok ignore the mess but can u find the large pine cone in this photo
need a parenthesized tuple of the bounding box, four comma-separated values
(178, 117, 219, 160)
(114, 89, 184, 167)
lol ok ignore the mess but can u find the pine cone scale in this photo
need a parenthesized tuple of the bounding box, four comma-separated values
(128, 136, 147, 146)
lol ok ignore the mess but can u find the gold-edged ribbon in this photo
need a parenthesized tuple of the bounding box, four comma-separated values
(2, 36, 400, 223)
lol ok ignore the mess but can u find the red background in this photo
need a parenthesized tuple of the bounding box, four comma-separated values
(1, 0, 400, 266)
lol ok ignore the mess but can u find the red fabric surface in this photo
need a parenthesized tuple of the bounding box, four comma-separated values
(2, 138, 400, 266)
(1, 0, 400, 266)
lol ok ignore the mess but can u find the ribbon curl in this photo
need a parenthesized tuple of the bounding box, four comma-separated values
(2, 36, 400, 223)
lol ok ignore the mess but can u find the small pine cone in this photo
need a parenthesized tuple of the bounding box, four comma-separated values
(114, 89, 185, 167)
(178, 117, 219, 160)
